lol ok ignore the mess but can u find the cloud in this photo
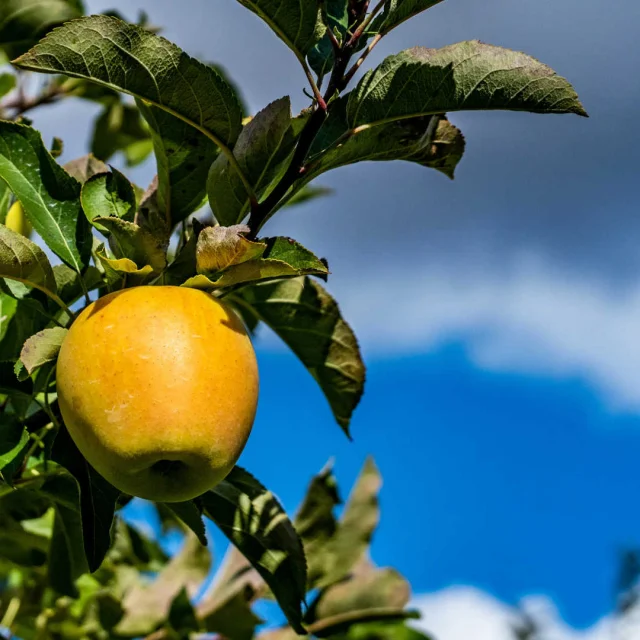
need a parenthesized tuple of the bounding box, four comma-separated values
(412, 587, 636, 640)
(287, 255, 640, 414)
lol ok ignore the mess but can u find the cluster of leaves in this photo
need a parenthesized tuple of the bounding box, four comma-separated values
(0, 455, 429, 640)
(0, 0, 586, 635)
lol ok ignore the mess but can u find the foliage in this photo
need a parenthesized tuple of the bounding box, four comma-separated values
(0, 0, 585, 636)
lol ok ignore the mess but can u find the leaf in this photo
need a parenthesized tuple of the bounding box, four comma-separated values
(0, 0, 84, 58)
(201, 586, 264, 640)
(201, 466, 308, 634)
(332, 621, 433, 640)
(95, 247, 154, 287)
(308, 0, 349, 79)
(51, 426, 121, 573)
(0, 180, 11, 223)
(347, 41, 588, 129)
(295, 462, 341, 588)
(18, 327, 67, 376)
(0, 72, 16, 99)
(53, 264, 104, 304)
(138, 101, 217, 226)
(0, 413, 29, 471)
(283, 185, 334, 209)
(0, 225, 57, 295)
(372, 0, 444, 35)
(208, 97, 297, 226)
(115, 532, 211, 637)
(91, 101, 152, 166)
(184, 235, 328, 290)
(168, 587, 200, 636)
(15, 15, 244, 149)
(235, 0, 325, 59)
(196, 225, 267, 274)
(310, 565, 414, 636)
(63, 154, 109, 183)
(0, 122, 92, 271)
(96, 217, 167, 273)
(81, 169, 136, 232)
(310, 98, 465, 179)
(233, 277, 364, 436)
(43, 471, 90, 596)
(164, 501, 208, 547)
(109, 518, 169, 573)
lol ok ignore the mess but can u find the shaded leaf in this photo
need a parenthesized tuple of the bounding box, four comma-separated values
(201, 585, 264, 640)
(372, 0, 444, 35)
(15, 15, 244, 148)
(283, 185, 334, 209)
(168, 586, 200, 636)
(0, 72, 16, 99)
(208, 97, 297, 226)
(164, 501, 208, 547)
(138, 101, 217, 226)
(310, 99, 465, 180)
(330, 621, 433, 640)
(81, 169, 136, 231)
(201, 466, 308, 634)
(0, 225, 57, 295)
(347, 42, 588, 129)
(308, 0, 349, 79)
(115, 533, 211, 637)
(91, 101, 152, 167)
(51, 426, 121, 573)
(96, 217, 167, 273)
(0, 413, 29, 471)
(233, 277, 364, 436)
(0, 122, 91, 271)
(18, 326, 67, 376)
(235, 0, 325, 59)
(53, 264, 104, 304)
(0, 0, 84, 58)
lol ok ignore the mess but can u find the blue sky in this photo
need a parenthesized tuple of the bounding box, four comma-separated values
(22, 0, 640, 632)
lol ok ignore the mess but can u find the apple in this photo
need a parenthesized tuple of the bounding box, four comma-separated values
(56, 286, 259, 502)
(5, 201, 32, 238)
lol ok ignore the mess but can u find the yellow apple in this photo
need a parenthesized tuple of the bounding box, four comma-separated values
(5, 201, 32, 238)
(56, 286, 259, 502)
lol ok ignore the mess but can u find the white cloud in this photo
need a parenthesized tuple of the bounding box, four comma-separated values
(412, 587, 640, 640)
(318, 256, 640, 413)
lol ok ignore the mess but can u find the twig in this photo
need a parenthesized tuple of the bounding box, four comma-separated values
(343, 33, 383, 86)
(347, 0, 386, 47)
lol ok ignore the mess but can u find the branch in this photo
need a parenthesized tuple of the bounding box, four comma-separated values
(343, 33, 382, 86)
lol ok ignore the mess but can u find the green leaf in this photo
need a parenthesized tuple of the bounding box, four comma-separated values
(0, 414, 29, 471)
(0, 181, 11, 223)
(43, 472, 90, 596)
(308, 0, 349, 80)
(0, 225, 58, 295)
(200, 587, 263, 640)
(295, 462, 341, 588)
(109, 518, 169, 572)
(95, 246, 154, 288)
(208, 97, 297, 226)
(114, 533, 211, 637)
(0, 122, 92, 271)
(53, 264, 104, 304)
(233, 277, 364, 436)
(0, 0, 84, 58)
(18, 326, 67, 376)
(310, 565, 415, 635)
(310, 98, 465, 180)
(81, 169, 136, 232)
(138, 101, 217, 227)
(96, 217, 167, 273)
(283, 185, 334, 209)
(184, 232, 328, 290)
(372, 0, 444, 35)
(51, 426, 121, 573)
(63, 154, 109, 184)
(347, 42, 588, 129)
(235, 0, 325, 59)
(14, 15, 244, 148)
(201, 466, 308, 634)
(168, 587, 200, 636)
(163, 501, 208, 547)
(91, 102, 152, 166)
(0, 72, 15, 99)
(332, 621, 433, 640)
